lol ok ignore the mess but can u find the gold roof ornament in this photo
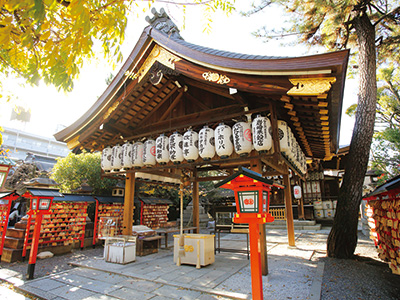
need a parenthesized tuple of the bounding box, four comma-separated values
(287, 77, 337, 96)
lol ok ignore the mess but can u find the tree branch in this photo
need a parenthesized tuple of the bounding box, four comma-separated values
(240, 1, 272, 17)
(56, 0, 71, 8)
(372, 5, 400, 27)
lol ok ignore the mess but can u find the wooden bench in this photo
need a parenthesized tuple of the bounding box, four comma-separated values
(155, 226, 197, 248)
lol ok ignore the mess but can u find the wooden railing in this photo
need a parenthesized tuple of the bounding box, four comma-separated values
(269, 208, 286, 220)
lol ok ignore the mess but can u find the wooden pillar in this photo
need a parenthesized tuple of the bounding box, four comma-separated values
(122, 172, 135, 236)
(192, 169, 200, 233)
(298, 179, 305, 220)
(295, 176, 305, 220)
(283, 170, 295, 246)
(299, 196, 305, 219)
(251, 159, 268, 275)
(269, 102, 280, 156)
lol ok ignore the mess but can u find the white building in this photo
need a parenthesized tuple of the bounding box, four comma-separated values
(1, 126, 69, 171)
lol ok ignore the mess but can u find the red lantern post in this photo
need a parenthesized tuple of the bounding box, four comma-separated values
(22, 188, 62, 280)
(215, 167, 283, 300)
(27, 196, 53, 279)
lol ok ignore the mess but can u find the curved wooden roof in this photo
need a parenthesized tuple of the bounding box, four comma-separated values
(55, 16, 349, 163)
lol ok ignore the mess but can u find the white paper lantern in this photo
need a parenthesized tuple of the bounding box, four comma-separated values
(156, 134, 169, 164)
(121, 142, 133, 169)
(278, 120, 291, 156)
(131, 142, 144, 168)
(252, 115, 272, 153)
(143, 139, 156, 166)
(169, 132, 184, 164)
(232, 121, 252, 156)
(215, 123, 233, 159)
(183, 129, 199, 162)
(302, 154, 307, 174)
(199, 125, 215, 160)
(295, 143, 301, 170)
(101, 146, 112, 171)
(293, 185, 302, 199)
(289, 130, 297, 162)
(111, 144, 123, 170)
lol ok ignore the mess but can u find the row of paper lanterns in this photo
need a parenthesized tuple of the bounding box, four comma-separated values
(101, 116, 307, 174)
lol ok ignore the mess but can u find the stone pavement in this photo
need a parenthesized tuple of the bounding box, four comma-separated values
(0, 229, 328, 300)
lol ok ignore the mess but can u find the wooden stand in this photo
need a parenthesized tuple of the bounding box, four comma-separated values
(136, 235, 162, 256)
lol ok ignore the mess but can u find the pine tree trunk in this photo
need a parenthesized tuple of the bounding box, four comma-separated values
(327, 12, 377, 258)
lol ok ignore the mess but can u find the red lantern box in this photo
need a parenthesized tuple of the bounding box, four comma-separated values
(215, 166, 283, 224)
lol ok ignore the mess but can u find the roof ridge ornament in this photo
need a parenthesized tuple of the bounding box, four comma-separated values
(146, 7, 183, 40)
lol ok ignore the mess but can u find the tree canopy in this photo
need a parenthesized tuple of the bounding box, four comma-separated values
(0, 0, 234, 94)
(51, 151, 117, 195)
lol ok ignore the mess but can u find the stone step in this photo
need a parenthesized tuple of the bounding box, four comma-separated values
(15, 222, 27, 229)
(4, 236, 24, 249)
(266, 220, 322, 231)
(1, 248, 24, 263)
(267, 224, 322, 231)
(272, 220, 317, 226)
(6, 228, 26, 239)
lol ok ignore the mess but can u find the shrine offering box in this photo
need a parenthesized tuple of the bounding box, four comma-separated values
(104, 235, 136, 264)
(173, 234, 215, 268)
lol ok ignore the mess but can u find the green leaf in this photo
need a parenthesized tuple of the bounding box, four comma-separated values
(33, 0, 46, 23)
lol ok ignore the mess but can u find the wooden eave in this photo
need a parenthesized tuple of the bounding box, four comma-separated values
(55, 25, 349, 164)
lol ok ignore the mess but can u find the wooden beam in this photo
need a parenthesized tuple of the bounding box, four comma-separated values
(269, 102, 281, 157)
(159, 90, 185, 121)
(128, 169, 182, 179)
(122, 173, 135, 235)
(231, 91, 247, 106)
(260, 156, 288, 175)
(185, 92, 211, 111)
(135, 85, 179, 126)
(184, 77, 235, 99)
(114, 79, 161, 123)
(126, 106, 268, 140)
(195, 175, 229, 182)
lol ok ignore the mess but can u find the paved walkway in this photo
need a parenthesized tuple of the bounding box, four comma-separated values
(0, 229, 328, 300)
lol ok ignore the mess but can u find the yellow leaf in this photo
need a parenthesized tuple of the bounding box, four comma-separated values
(44, 39, 54, 51)
(0, 26, 11, 47)
(41, 21, 50, 31)
(40, 30, 51, 41)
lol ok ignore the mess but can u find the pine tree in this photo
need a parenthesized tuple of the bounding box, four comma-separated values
(245, 0, 400, 258)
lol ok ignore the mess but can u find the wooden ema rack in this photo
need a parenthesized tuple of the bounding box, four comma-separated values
(367, 196, 400, 275)
(93, 202, 124, 245)
(22, 202, 88, 258)
(141, 204, 169, 229)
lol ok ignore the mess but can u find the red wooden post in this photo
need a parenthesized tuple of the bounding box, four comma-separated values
(27, 212, 42, 279)
(0, 198, 13, 260)
(22, 213, 33, 259)
(248, 222, 263, 300)
(93, 199, 99, 248)
(80, 203, 88, 249)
